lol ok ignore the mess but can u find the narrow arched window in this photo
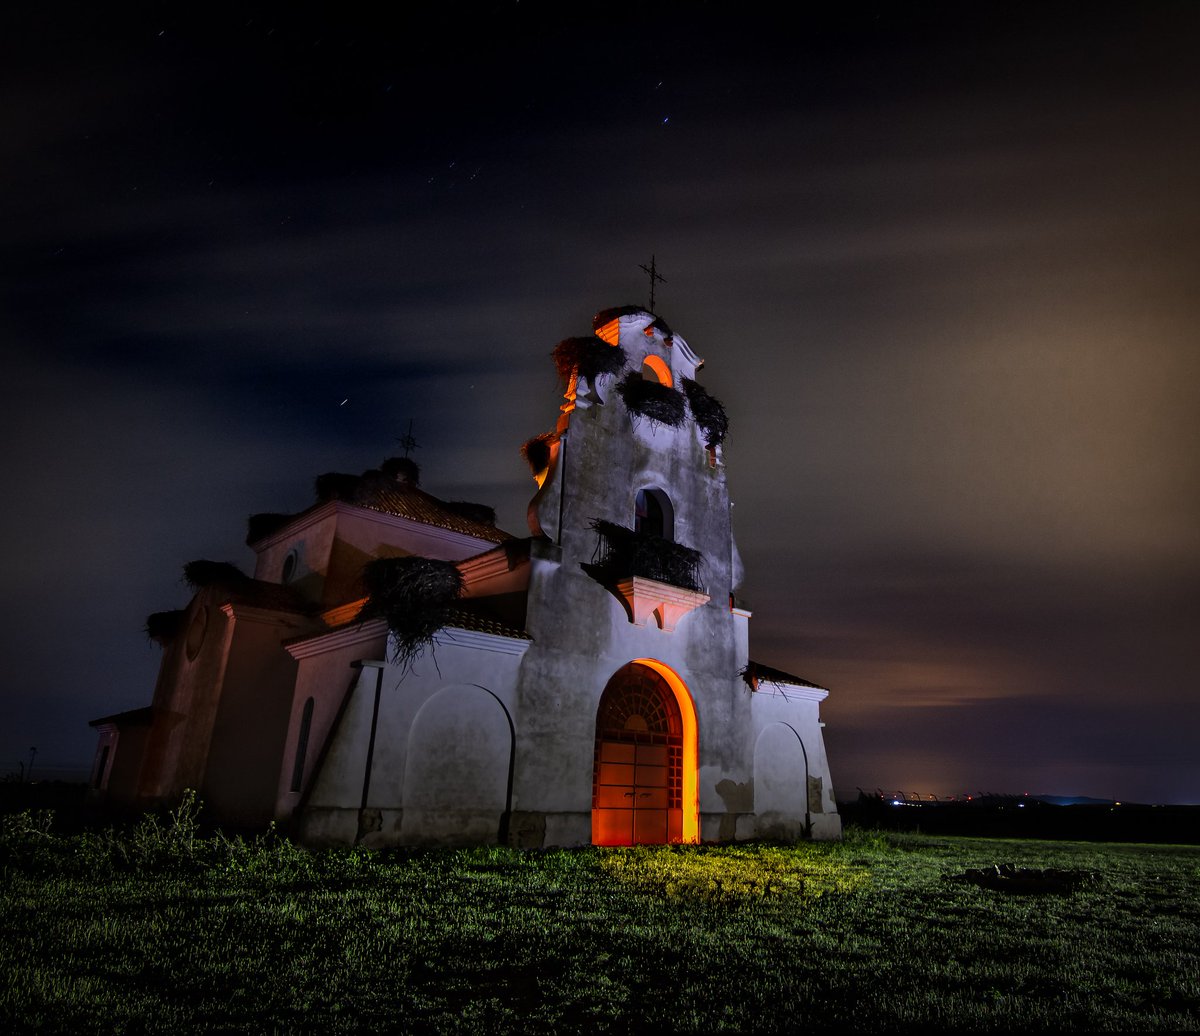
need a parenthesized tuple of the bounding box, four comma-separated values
(290, 697, 315, 794)
(634, 488, 674, 541)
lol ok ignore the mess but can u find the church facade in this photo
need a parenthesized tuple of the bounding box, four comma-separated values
(90, 305, 840, 846)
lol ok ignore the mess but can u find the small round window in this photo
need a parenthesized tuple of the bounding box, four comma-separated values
(281, 550, 298, 585)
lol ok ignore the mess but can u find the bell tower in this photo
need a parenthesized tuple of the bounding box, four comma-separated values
(526, 305, 740, 618)
(513, 304, 751, 846)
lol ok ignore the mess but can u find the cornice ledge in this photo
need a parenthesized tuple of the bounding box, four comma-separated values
(220, 602, 316, 630)
(431, 626, 532, 657)
(285, 618, 388, 659)
(754, 680, 830, 704)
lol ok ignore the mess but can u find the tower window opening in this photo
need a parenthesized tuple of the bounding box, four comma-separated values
(635, 488, 674, 541)
(641, 355, 672, 387)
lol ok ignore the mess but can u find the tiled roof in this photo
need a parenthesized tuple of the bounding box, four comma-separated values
(355, 481, 511, 544)
(249, 464, 512, 548)
(442, 607, 530, 641)
(743, 660, 826, 692)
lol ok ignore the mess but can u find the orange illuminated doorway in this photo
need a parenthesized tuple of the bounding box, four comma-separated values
(592, 661, 696, 845)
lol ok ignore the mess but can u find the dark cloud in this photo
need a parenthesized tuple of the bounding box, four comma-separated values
(2, 3, 1197, 798)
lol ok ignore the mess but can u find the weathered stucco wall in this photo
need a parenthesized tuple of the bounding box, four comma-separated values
(201, 604, 311, 827)
(138, 591, 236, 803)
(750, 684, 841, 840)
(275, 620, 390, 824)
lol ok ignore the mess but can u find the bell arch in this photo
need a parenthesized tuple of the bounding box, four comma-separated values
(634, 487, 674, 541)
(641, 354, 673, 386)
(591, 659, 698, 845)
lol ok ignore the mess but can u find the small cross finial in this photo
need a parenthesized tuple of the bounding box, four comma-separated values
(395, 419, 420, 458)
(638, 254, 667, 311)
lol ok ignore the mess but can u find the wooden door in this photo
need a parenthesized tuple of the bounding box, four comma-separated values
(592, 664, 683, 845)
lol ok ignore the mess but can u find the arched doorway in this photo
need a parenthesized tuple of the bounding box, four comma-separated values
(592, 661, 697, 845)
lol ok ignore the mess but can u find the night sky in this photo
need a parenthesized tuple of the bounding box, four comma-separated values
(4, 3, 1198, 803)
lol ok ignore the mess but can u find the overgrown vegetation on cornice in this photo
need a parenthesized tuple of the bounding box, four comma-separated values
(521, 432, 555, 474)
(144, 609, 187, 643)
(681, 377, 729, 446)
(380, 456, 420, 484)
(314, 471, 361, 503)
(615, 371, 687, 427)
(183, 560, 248, 591)
(552, 336, 628, 385)
(245, 513, 293, 545)
(359, 556, 465, 671)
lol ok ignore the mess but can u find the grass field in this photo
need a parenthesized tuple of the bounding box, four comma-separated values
(2, 799, 1198, 1032)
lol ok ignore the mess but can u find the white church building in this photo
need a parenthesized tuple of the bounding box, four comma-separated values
(90, 304, 840, 846)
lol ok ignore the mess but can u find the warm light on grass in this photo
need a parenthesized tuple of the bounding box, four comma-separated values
(599, 844, 868, 901)
(2, 808, 1198, 1032)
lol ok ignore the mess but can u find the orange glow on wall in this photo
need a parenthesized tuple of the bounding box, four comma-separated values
(595, 320, 620, 346)
(642, 354, 672, 386)
(321, 597, 368, 626)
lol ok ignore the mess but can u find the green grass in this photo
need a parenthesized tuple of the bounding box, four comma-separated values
(2, 802, 1198, 1032)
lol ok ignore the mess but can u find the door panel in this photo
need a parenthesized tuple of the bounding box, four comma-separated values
(636, 786, 669, 809)
(601, 743, 635, 764)
(599, 762, 636, 787)
(633, 806, 667, 844)
(594, 808, 634, 844)
(635, 744, 668, 767)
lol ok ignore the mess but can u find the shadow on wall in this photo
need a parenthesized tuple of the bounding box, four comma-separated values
(715, 778, 752, 840)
